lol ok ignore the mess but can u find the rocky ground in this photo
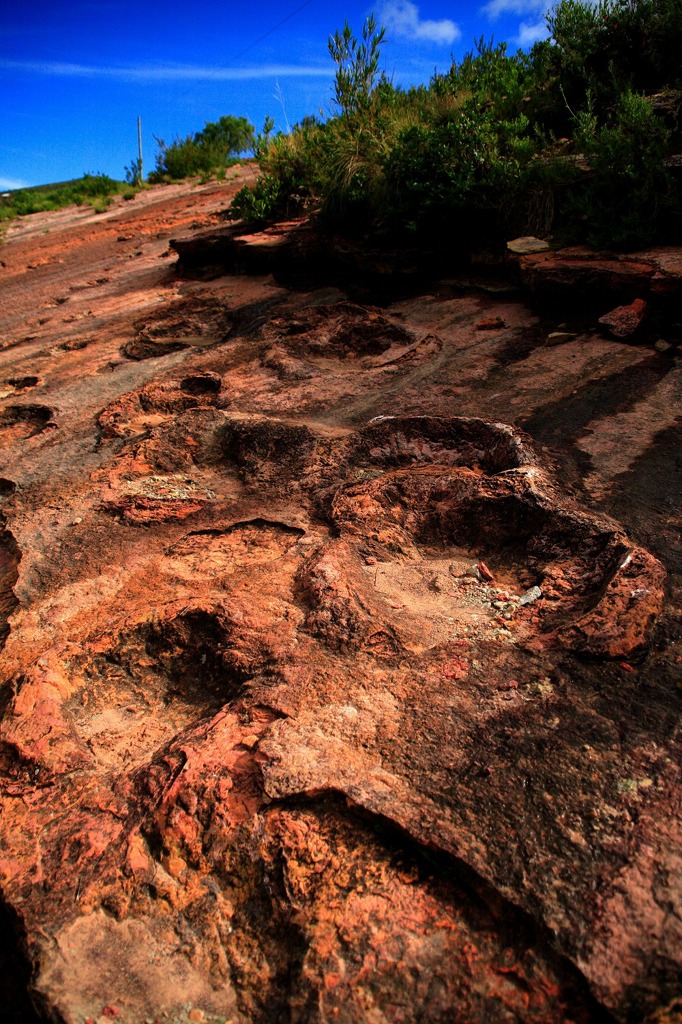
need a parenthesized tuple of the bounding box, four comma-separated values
(0, 169, 680, 1024)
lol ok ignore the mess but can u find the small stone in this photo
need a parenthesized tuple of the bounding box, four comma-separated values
(476, 317, 506, 331)
(464, 563, 482, 580)
(519, 585, 542, 606)
(477, 561, 494, 582)
(443, 658, 469, 681)
(242, 734, 259, 749)
(545, 331, 576, 346)
(654, 338, 673, 353)
(506, 236, 550, 255)
(189, 1011, 206, 1023)
(162, 851, 186, 879)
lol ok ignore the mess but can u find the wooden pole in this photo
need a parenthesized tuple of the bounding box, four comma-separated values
(137, 116, 143, 183)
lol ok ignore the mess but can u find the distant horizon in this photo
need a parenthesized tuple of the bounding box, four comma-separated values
(1, 0, 558, 190)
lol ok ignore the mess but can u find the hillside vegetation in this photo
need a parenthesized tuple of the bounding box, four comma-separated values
(0, 174, 136, 225)
(0, 115, 256, 229)
(230, 0, 682, 250)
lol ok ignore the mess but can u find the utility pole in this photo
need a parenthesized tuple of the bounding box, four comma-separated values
(137, 116, 143, 184)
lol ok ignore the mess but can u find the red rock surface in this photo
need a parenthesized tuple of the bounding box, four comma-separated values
(511, 245, 682, 302)
(0, 178, 680, 1024)
(598, 299, 648, 339)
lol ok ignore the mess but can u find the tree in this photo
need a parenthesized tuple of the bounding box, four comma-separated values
(196, 116, 255, 157)
(328, 15, 386, 118)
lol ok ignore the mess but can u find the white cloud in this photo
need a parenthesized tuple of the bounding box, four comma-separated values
(482, 0, 597, 18)
(0, 59, 333, 82)
(516, 18, 550, 45)
(378, 1, 461, 45)
(482, 0, 546, 18)
(0, 176, 28, 191)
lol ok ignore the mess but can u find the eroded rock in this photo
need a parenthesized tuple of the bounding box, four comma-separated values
(0, 405, 53, 443)
(598, 298, 648, 339)
(512, 246, 682, 311)
(0, 519, 19, 651)
(0, 191, 679, 1024)
(0, 410, 670, 1022)
(122, 297, 233, 360)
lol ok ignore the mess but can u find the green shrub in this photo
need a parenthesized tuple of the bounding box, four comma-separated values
(150, 115, 255, 182)
(230, 175, 286, 223)
(433, 38, 537, 124)
(380, 104, 551, 243)
(125, 158, 143, 185)
(560, 90, 673, 247)
(228, 20, 393, 230)
(547, 0, 682, 114)
(229, 116, 328, 224)
(228, 1, 682, 250)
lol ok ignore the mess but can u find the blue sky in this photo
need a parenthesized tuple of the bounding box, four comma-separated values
(0, 0, 554, 189)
